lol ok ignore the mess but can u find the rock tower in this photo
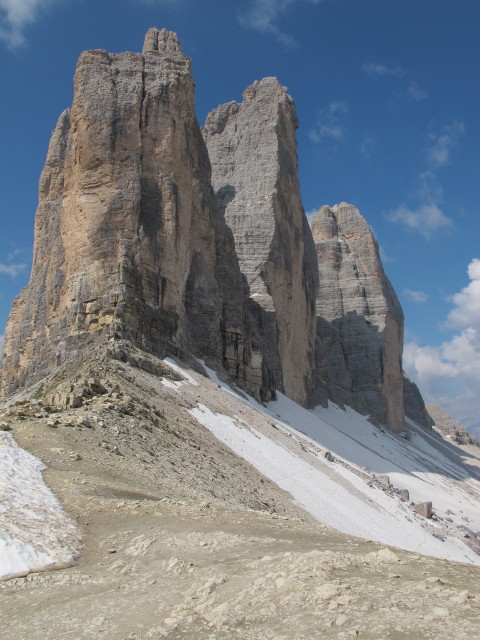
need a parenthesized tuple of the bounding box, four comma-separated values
(0, 29, 274, 401)
(204, 78, 318, 405)
(0, 29, 432, 432)
(311, 203, 405, 430)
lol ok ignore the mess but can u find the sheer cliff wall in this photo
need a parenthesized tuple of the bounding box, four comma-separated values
(0, 29, 274, 401)
(311, 203, 406, 431)
(204, 79, 318, 406)
(0, 29, 432, 432)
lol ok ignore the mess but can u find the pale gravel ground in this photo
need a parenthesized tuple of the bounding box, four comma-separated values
(0, 346, 479, 639)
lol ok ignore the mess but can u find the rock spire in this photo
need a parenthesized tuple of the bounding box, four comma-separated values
(0, 28, 274, 401)
(0, 28, 433, 434)
(311, 203, 406, 430)
(204, 78, 319, 406)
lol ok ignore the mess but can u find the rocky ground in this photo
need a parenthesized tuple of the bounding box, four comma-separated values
(427, 403, 479, 446)
(1, 345, 479, 640)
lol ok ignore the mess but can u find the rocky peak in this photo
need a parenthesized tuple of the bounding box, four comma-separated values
(427, 404, 477, 445)
(0, 30, 274, 402)
(0, 29, 433, 434)
(204, 77, 318, 406)
(311, 203, 405, 430)
(143, 27, 184, 55)
(312, 203, 399, 323)
(141, 27, 191, 79)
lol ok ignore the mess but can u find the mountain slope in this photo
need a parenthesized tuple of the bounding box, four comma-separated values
(1, 348, 480, 639)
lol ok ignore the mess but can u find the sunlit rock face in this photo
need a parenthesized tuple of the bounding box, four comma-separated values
(0, 29, 274, 402)
(0, 29, 433, 434)
(204, 78, 319, 406)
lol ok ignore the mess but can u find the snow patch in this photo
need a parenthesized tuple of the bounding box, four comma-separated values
(160, 378, 182, 391)
(189, 388, 480, 566)
(163, 358, 199, 386)
(0, 433, 79, 580)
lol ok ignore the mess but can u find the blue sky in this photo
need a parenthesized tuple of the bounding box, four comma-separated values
(1, 0, 479, 433)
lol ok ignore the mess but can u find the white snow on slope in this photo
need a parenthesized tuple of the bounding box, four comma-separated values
(3, 354, 478, 581)
(189, 363, 480, 565)
(163, 358, 199, 386)
(0, 432, 79, 580)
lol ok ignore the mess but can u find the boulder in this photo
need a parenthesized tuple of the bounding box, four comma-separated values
(414, 502, 433, 518)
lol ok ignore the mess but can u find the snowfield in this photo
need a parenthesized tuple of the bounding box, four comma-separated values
(1, 356, 480, 581)
(190, 361, 480, 566)
(0, 432, 79, 580)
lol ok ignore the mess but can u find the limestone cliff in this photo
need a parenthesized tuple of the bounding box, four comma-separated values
(0, 29, 273, 401)
(403, 376, 434, 429)
(0, 29, 433, 435)
(311, 203, 406, 431)
(203, 78, 318, 406)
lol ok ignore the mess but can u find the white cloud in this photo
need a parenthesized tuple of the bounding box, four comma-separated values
(0, 0, 60, 48)
(360, 132, 376, 158)
(362, 63, 427, 103)
(427, 120, 465, 169)
(404, 259, 480, 433)
(379, 245, 394, 264)
(0, 262, 27, 277)
(405, 331, 480, 432)
(446, 258, 480, 328)
(385, 203, 452, 238)
(403, 289, 428, 303)
(309, 100, 349, 144)
(305, 208, 318, 225)
(386, 119, 464, 238)
(361, 63, 405, 78)
(408, 82, 427, 102)
(238, 0, 321, 46)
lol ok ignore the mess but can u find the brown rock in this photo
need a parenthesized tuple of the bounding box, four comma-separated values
(414, 502, 433, 518)
(0, 29, 274, 403)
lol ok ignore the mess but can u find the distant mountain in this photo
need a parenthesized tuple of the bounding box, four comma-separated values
(427, 403, 479, 446)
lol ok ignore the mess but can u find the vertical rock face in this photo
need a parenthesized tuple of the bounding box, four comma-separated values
(0, 29, 272, 401)
(203, 78, 319, 406)
(0, 28, 433, 435)
(311, 203, 405, 431)
(403, 376, 433, 429)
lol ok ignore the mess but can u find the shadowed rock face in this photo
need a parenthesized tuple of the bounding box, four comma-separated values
(0, 28, 274, 401)
(404, 376, 434, 429)
(203, 78, 319, 406)
(311, 203, 406, 431)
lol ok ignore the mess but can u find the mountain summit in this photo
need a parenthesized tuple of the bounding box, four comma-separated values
(0, 27, 429, 433)
(2, 30, 480, 638)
